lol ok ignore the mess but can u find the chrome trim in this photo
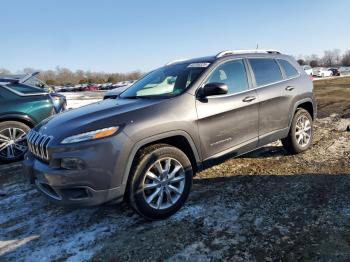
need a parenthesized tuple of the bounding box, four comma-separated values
(27, 130, 53, 161)
(45, 136, 53, 160)
(216, 49, 281, 58)
(40, 136, 48, 159)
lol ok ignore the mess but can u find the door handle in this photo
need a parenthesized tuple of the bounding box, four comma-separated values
(285, 86, 295, 91)
(242, 96, 256, 102)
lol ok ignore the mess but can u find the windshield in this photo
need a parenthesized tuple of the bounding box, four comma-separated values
(120, 62, 209, 98)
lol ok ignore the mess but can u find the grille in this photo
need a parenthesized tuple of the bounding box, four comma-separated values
(27, 130, 53, 161)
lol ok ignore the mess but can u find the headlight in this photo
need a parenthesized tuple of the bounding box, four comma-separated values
(61, 127, 119, 144)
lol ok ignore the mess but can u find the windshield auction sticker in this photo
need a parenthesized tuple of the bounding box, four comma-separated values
(187, 63, 211, 68)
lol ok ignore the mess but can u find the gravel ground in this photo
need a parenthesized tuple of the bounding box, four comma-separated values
(0, 79, 349, 261)
(0, 117, 348, 261)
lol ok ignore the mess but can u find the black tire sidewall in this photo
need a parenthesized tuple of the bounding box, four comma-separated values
(290, 109, 313, 153)
(0, 121, 30, 162)
(130, 146, 193, 220)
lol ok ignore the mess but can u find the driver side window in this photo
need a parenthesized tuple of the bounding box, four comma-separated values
(205, 59, 249, 95)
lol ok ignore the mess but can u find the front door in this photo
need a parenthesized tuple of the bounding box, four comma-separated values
(195, 59, 259, 160)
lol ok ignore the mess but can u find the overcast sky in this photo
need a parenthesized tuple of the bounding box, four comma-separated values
(2, 0, 349, 73)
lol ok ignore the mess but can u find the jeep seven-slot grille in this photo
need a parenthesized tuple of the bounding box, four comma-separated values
(27, 130, 53, 161)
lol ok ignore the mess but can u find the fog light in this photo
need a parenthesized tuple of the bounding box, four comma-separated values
(61, 158, 85, 170)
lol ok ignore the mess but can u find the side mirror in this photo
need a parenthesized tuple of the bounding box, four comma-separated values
(200, 82, 228, 98)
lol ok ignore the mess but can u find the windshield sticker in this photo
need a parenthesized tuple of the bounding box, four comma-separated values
(187, 63, 211, 68)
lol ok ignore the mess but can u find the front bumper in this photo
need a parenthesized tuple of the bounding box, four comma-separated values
(23, 133, 133, 206)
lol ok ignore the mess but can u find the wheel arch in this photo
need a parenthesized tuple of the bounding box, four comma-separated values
(289, 98, 316, 128)
(122, 131, 202, 187)
(0, 114, 36, 128)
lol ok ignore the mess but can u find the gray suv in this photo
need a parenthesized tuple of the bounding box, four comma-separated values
(24, 50, 316, 220)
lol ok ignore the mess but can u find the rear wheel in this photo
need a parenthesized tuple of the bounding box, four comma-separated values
(282, 109, 313, 154)
(0, 121, 30, 162)
(128, 144, 193, 220)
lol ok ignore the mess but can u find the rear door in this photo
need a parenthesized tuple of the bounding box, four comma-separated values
(195, 58, 259, 160)
(248, 57, 299, 145)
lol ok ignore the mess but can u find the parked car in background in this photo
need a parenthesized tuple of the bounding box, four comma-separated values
(24, 49, 316, 219)
(312, 67, 322, 76)
(329, 68, 340, 76)
(302, 65, 313, 76)
(82, 84, 99, 91)
(339, 67, 350, 76)
(103, 85, 132, 99)
(317, 68, 333, 77)
(0, 72, 66, 162)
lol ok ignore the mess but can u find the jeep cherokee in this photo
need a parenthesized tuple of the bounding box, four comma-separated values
(24, 50, 316, 220)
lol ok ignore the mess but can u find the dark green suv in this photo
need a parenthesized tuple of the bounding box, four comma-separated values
(0, 72, 66, 162)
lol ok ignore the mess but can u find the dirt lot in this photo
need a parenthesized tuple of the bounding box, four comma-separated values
(0, 78, 349, 261)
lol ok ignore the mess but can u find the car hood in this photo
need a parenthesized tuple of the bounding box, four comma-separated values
(37, 98, 164, 140)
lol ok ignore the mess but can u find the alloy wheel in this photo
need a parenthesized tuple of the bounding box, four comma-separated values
(142, 157, 185, 210)
(295, 115, 311, 147)
(0, 127, 28, 160)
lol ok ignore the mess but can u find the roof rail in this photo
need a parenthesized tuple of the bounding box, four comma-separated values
(216, 49, 281, 58)
(165, 59, 189, 66)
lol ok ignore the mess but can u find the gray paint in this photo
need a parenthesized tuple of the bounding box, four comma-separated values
(24, 52, 316, 206)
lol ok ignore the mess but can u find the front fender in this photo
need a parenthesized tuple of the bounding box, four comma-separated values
(121, 130, 201, 185)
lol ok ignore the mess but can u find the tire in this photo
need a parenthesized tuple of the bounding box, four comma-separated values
(128, 144, 193, 220)
(0, 121, 30, 162)
(282, 109, 313, 154)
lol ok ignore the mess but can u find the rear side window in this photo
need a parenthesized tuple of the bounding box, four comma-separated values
(249, 58, 283, 86)
(204, 59, 249, 94)
(6, 83, 45, 94)
(278, 59, 298, 78)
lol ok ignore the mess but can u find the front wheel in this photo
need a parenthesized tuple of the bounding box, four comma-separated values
(128, 144, 193, 220)
(282, 109, 313, 154)
(0, 121, 30, 162)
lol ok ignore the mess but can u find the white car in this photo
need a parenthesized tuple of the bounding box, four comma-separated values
(317, 68, 333, 77)
(302, 65, 313, 76)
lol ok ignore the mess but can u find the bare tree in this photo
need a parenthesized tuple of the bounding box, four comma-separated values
(309, 60, 319, 68)
(341, 50, 350, 66)
(21, 68, 37, 74)
(0, 66, 142, 85)
(0, 68, 11, 75)
(322, 49, 341, 67)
